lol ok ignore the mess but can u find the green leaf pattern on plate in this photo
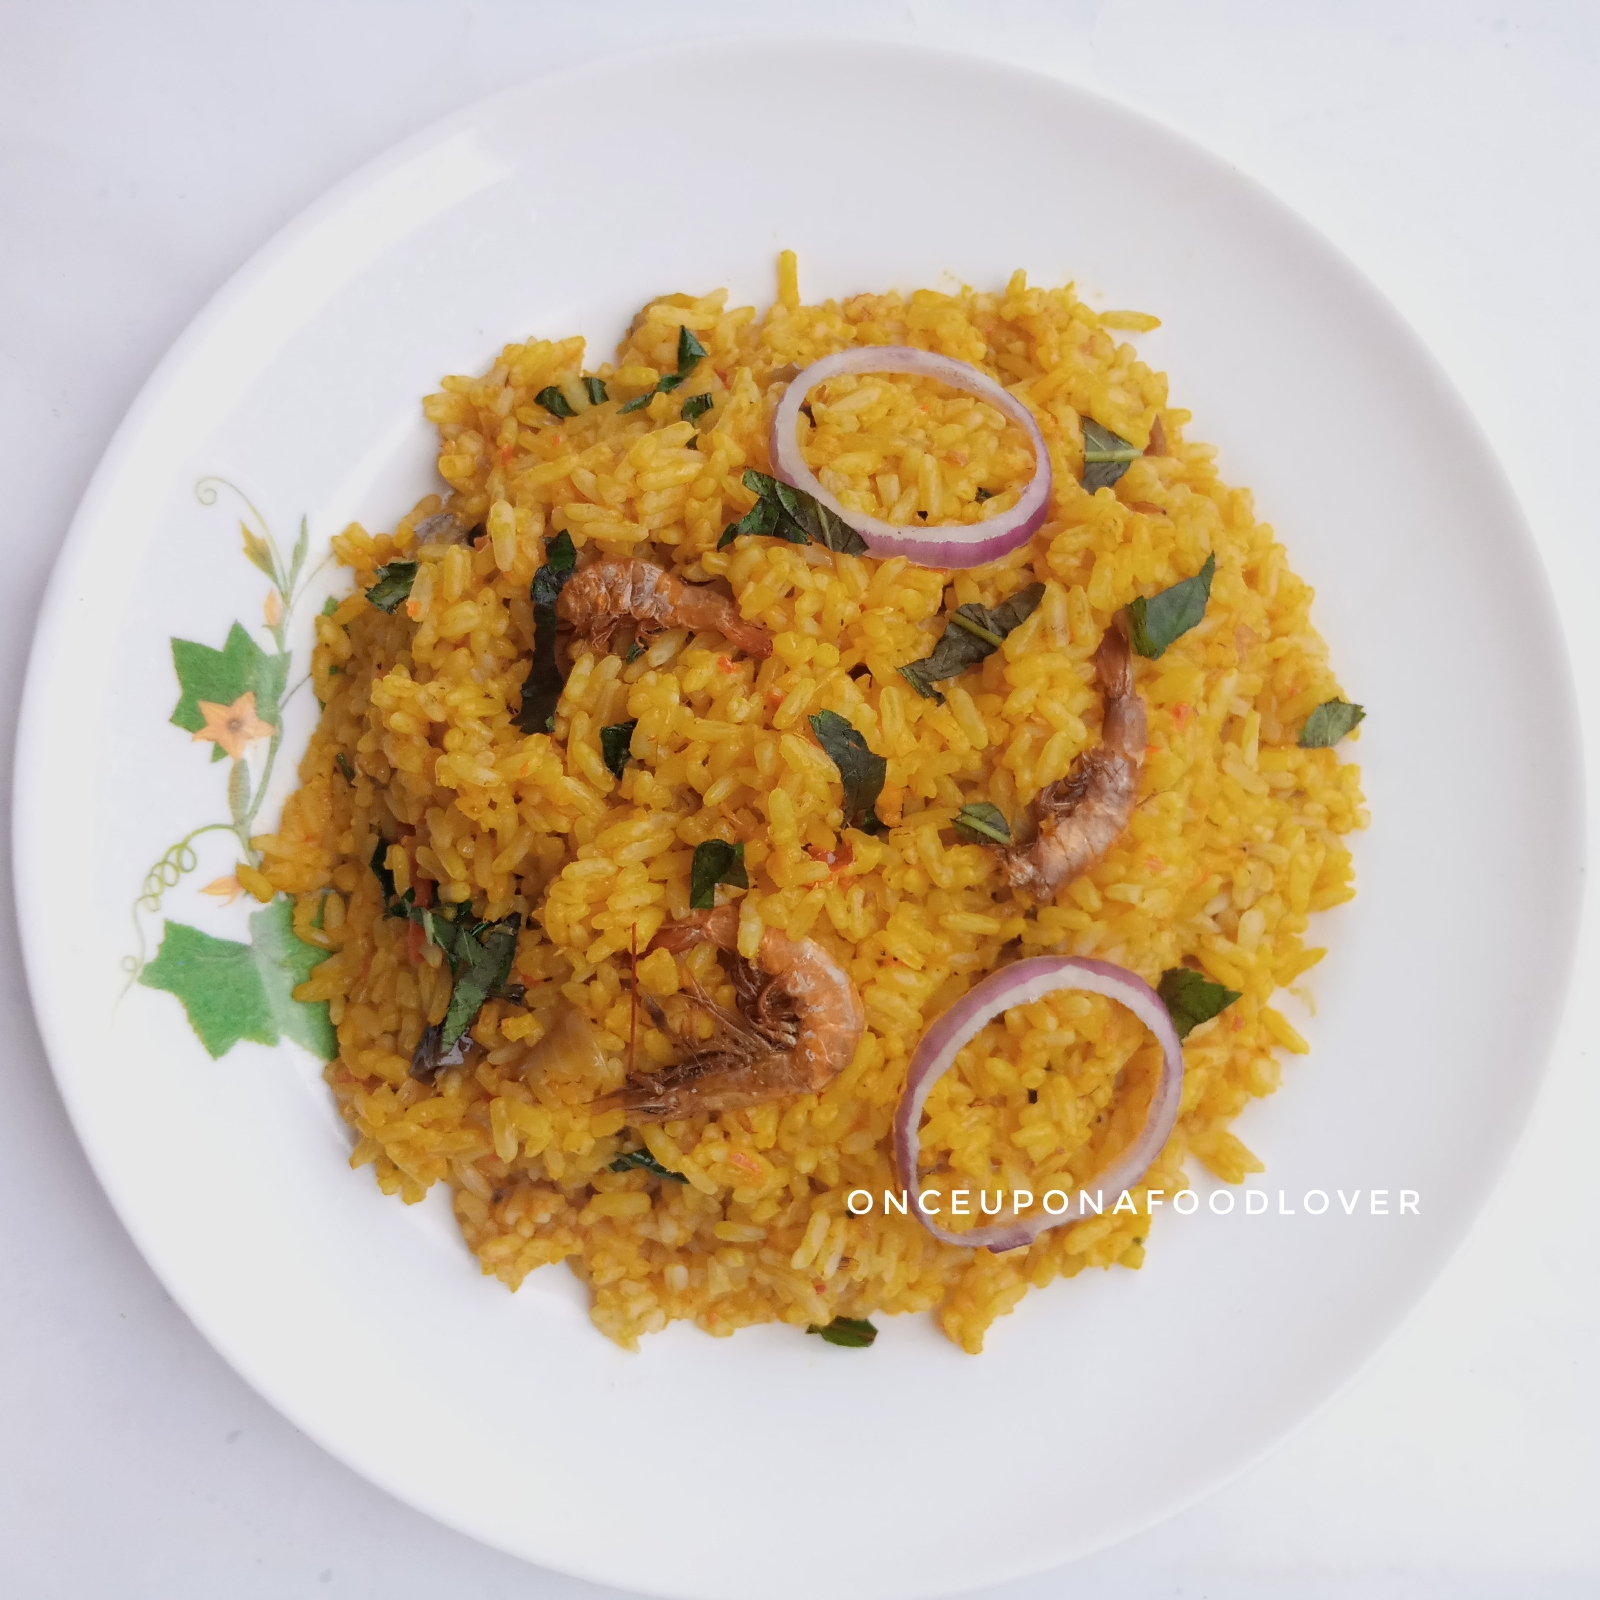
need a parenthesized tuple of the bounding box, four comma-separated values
(141, 899, 335, 1059)
(127, 477, 337, 1062)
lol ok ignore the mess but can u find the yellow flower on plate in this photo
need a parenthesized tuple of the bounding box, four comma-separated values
(191, 691, 274, 760)
(263, 590, 283, 627)
(200, 875, 243, 905)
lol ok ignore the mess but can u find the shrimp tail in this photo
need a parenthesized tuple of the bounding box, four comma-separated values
(556, 560, 773, 660)
(714, 615, 776, 660)
(995, 621, 1146, 900)
(599, 908, 863, 1123)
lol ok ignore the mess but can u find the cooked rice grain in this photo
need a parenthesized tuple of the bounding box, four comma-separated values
(259, 265, 1365, 1352)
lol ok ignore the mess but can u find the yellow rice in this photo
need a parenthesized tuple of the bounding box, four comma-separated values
(257, 257, 1365, 1352)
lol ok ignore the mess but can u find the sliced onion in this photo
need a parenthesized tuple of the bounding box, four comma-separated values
(769, 347, 1053, 568)
(893, 957, 1184, 1252)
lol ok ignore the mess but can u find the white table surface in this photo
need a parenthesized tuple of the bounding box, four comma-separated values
(2, 2, 1596, 1595)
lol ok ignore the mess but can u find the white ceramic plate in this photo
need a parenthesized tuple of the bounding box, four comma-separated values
(15, 38, 1582, 1600)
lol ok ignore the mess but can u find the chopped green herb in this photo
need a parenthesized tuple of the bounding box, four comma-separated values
(807, 1316, 877, 1348)
(947, 612, 1005, 648)
(418, 902, 487, 974)
(536, 385, 577, 419)
(600, 719, 638, 779)
(410, 1023, 467, 1082)
(718, 468, 868, 554)
(974, 486, 995, 502)
(1126, 554, 1215, 659)
(625, 639, 646, 663)
(1299, 699, 1366, 748)
(583, 375, 608, 406)
(954, 802, 1011, 845)
(664, 324, 708, 387)
(1158, 967, 1241, 1041)
(439, 912, 521, 1050)
(370, 843, 522, 1059)
(898, 583, 1045, 702)
(619, 325, 709, 414)
(321, 596, 340, 617)
(369, 837, 412, 915)
(809, 710, 887, 833)
(1081, 418, 1142, 491)
(689, 839, 749, 910)
(681, 391, 715, 424)
(531, 528, 577, 604)
(335, 753, 355, 784)
(609, 1149, 688, 1182)
(517, 532, 579, 734)
(366, 561, 418, 613)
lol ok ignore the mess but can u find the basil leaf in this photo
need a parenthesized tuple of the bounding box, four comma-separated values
(897, 582, 1045, 703)
(681, 392, 714, 424)
(335, 753, 355, 784)
(545, 528, 577, 573)
(718, 484, 782, 549)
(675, 324, 708, 375)
(368, 846, 521, 1043)
(366, 562, 418, 613)
(583, 376, 608, 406)
(609, 1149, 688, 1182)
(718, 469, 866, 555)
(954, 802, 1011, 844)
(625, 639, 646, 663)
(1126, 554, 1215, 659)
(618, 327, 709, 414)
(410, 1021, 468, 1083)
(807, 1316, 877, 1348)
(440, 912, 521, 1050)
(422, 902, 483, 974)
(1081, 418, 1142, 492)
(809, 709, 886, 832)
(897, 662, 941, 702)
(690, 839, 748, 910)
(369, 838, 412, 914)
(948, 613, 1004, 648)
(774, 479, 867, 555)
(600, 719, 638, 779)
(1157, 966, 1241, 1041)
(518, 533, 579, 734)
(1299, 699, 1366, 748)
(536, 385, 576, 419)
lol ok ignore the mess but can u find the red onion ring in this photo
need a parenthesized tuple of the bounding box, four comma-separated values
(769, 347, 1053, 568)
(892, 956, 1184, 1252)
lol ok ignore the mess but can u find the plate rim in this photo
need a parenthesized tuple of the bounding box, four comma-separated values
(14, 32, 1588, 1597)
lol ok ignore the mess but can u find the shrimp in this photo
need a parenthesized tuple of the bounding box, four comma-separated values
(996, 621, 1146, 899)
(596, 905, 864, 1122)
(556, 559, 773, 659)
